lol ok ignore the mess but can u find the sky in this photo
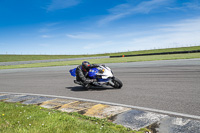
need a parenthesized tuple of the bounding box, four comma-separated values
(0, 0, 200, 55)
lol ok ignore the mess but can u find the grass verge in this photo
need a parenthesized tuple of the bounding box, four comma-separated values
(108, 45, 200, 56)
(0, 46, 200, 62)
(0, 53, 200, 69)
(0, 102, 149, 133)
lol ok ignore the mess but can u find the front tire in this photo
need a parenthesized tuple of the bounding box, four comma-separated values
(111, 77, 123, 89)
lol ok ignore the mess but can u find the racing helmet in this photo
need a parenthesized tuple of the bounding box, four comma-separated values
(82, 61, 91, 71)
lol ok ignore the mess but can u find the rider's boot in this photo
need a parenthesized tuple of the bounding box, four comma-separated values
(74, 80, 84, 85)
(84, 84, 91, 89)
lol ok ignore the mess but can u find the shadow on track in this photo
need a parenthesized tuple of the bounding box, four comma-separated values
(66, 86, 114, 91)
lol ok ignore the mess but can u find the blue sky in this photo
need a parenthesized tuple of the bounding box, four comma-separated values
(0, 0, 200, 55)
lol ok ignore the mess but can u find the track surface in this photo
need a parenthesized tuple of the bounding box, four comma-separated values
(0, 59, 200, 116)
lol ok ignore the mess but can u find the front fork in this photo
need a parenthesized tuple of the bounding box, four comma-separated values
(108, 77, 115, 86)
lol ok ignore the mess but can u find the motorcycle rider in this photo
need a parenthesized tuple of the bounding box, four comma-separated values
(75, 61, 100, 89)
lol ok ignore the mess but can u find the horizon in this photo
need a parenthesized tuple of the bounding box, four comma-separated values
(1, 0, 200, 55)
(0, 45, 199, 56)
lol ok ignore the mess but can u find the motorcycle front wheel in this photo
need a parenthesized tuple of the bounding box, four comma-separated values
(111, 77, 123, 89)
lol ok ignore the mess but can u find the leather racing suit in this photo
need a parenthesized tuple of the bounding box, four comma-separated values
(75, 64, 99, 85)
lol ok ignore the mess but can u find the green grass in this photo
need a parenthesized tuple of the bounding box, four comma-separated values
(0, 102, 149, 133)
(108, 45, 200, 56)
(0, 55, 106, 62)
(0, 46, 200, 62)
(0, 53, 200, 69)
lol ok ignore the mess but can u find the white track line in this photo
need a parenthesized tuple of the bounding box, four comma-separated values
(1, 92, 200, 120)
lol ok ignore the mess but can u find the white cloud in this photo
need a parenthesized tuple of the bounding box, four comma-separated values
(41, 35, 52, 38)
(47, 0, 81, 11)
(160, 18, 200, 32)
(167, 1, 200, 11)
(87, 17, 200, 53)
(39, 28, 50, 33)
(116, 17, 200, 50)
(39, 23, 62, 33)
(46, 22, 61, 27)
(98, 0, 170, 25)
(66, 33, 102, 39)
(183, 1, 200, 10)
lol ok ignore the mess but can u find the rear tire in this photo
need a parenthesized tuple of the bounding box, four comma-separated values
(111, 77, 123, 89)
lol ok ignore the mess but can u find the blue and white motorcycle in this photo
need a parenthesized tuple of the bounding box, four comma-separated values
(69, 65, 123, 89)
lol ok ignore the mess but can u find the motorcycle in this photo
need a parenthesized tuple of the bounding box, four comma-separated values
(69, 65, 123, 89)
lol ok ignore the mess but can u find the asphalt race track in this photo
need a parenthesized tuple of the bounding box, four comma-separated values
(0, 59, 200, 117)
